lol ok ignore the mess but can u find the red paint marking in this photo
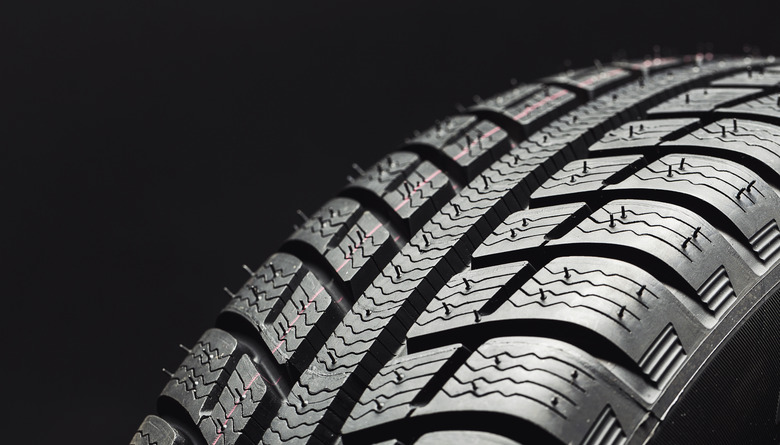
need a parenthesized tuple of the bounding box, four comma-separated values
(452, 126, 502, 161)
(269, 223, 385, 355)
(513, 89, 569, 121)
(259, 375, 282, 386)
(576, 68, 624, 87)
(335, 222, 384, 272)
(211, 372, 261, 445)
(271, 286, 325, 354)
(394, 169, 442, 212)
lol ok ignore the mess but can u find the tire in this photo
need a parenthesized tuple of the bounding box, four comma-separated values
(131, 55, 780, 445)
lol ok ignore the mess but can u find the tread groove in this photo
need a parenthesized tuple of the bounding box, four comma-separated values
(697, 266, 736, 313)
(582, 406, 626, 445)
(135, 56, 780, 445)
(637, 324, 686, 386)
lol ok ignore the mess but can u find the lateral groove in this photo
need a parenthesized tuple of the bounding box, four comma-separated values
(135, 56, 780, 445)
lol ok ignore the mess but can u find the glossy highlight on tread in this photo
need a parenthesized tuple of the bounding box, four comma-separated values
(133, 54, 780, 445)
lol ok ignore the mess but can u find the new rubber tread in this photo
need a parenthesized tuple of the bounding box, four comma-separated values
(133, 54, 780, 445)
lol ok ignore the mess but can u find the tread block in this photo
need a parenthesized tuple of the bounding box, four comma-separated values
(543, 66, 634, 98)
(323, 211, 397, 297)
(220, 253, 341, 370)
(637, 324, 685, 386)
(412, 261, 535, 331)
(697, 266, 736, 313)
(472, 83, 544, 115)
(416, 431, 521, 445)
(665, 118, 780, 184)
(346, 153, 455, 235)
(258, 59, 764, 445)
(412, 117, 513, 183)
(614, 57, 685, 74)
(160, 329, 245, 424)
(158, 330, 283, 443)
(542, 152, 780, 262)
(222, 253, 305, 327)
(263, 138, 572, 443)
(266, 378, 339, 443)
(531, 155, 645, 203)
(408, 256, 705, 389)
(647, 87, 763, 116)
(475, 202, 590, 258)
(289, 197, 398, 297)
(200, 355, 275, 445)
(350, 152, 421, 199)
(749, 220, 780, 262)
(345, 344, 469, 433)
(412, 115, 480, 149)
(263, 272, 341, 369)
(607, 154, 780, 256)
(557, 200, 754, 313)
(365, 338, 648, 445)
(521, 79, 650, 154)
(131, 415, 189, 445)
(469, 83, 544, 128)
(504, 86, 577, 129)
(582, 406, 626, 445)
(289, 197, 363, 254)
(715, 91, 780, 122)
(438, 121, 512, 183)
(588, 118, 699, 154)
(474, 200, 755, 315)
(384, 161, 454, 232)
(710, 68, 780, 87)
(471, 85, 579, 136)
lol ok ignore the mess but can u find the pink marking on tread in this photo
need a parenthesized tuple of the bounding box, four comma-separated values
(211, 372, 261, 445)
(270, 223, 385, 355)
(271, 286, 325, 354)
(576, 68, 625, 87)
(260, 375, 282, 386)
(512, 89, 569, 121)
(452, 125, 502, 161)
(393, 169, 443, 212)
(335, 222, 384, 272)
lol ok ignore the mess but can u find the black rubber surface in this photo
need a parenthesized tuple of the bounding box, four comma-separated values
(132, 55, 780, 445)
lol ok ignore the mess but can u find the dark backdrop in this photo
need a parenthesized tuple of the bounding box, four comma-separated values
(3, 0, 777, 442)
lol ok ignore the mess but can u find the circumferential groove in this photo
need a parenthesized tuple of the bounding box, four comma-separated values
(137, 56, 780, 445)
(278, 241, 354, 305)
(269, 58, 776, 440)
(337, 177, 410, 243)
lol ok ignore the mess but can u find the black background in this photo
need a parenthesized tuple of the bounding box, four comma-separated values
(3, 0, 778, 443)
